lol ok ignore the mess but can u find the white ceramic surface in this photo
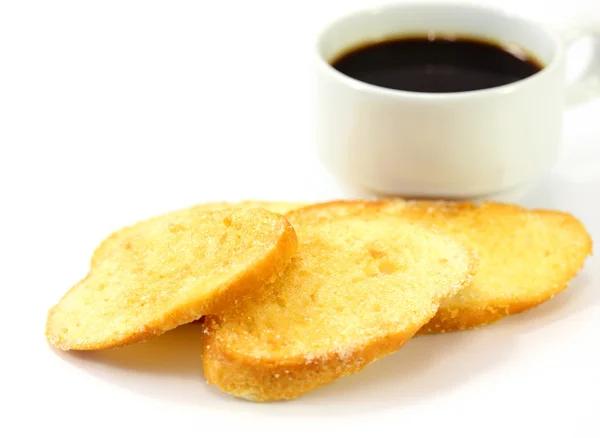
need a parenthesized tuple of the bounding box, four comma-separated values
(1, 0, 599, 437)
(315, 1, 598, 200)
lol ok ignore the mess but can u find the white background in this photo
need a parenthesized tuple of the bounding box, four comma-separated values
(1, 0, 599, 436)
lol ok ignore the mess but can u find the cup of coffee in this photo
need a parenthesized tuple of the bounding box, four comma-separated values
(313, 1, 600, 200)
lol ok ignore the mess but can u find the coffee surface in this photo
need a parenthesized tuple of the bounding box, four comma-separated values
(330, 36, 543, 93)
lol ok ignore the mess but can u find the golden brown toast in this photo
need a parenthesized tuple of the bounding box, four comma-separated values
(202, 203, 477, 401)
(91, 201, 305, 267)
(233, 200, 306, 215)
(294, 200, 592, 333)
(46, 207, 298, 351)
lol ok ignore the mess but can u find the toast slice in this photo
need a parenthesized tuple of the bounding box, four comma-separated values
(91, 201, 305, 267)
(296, 200, 593, 333)
(233, 200, 306, 215)
(202, 203, 477, 401)
(46, 207, 297, 350)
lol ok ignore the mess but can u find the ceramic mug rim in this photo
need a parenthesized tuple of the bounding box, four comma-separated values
(314, 1, 564, 101)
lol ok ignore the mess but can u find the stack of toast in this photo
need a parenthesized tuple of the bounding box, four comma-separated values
(46, 199, 592, 401)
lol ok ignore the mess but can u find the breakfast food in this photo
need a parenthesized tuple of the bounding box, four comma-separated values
(45, 195, 592, 403)
(202, 203, 477, 401)
(90, 200, 305, 267)
(294, 200, 592, 333)
(46, 207, 298, 350)
(233, 200, 306, 215)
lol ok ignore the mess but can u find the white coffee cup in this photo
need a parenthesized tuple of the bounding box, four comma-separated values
(314, 1, 600, 200)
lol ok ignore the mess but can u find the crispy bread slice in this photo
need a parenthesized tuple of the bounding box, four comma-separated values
(91, 201, 305, 266)
(296, 200, 592, 333)
(202, 203, 476, 401)
(234, 201, 306, 215)
(46, 207, 297, 351)
(185, 201, 306, 215)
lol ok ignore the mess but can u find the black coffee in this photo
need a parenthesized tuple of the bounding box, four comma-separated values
(330, 35, 543, 93)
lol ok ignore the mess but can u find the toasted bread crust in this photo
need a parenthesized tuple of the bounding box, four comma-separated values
(91, 201, 305, 267)
(202, 320, 415, 402)
(293, 199, 592, 334)
(46, 207, 298, 350)
(234, 201, 307, 215)
(412, 202, 592, 333)
(203, 203, 476, 401)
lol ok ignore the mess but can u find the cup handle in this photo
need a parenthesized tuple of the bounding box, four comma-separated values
(557, 20, 600, 107)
